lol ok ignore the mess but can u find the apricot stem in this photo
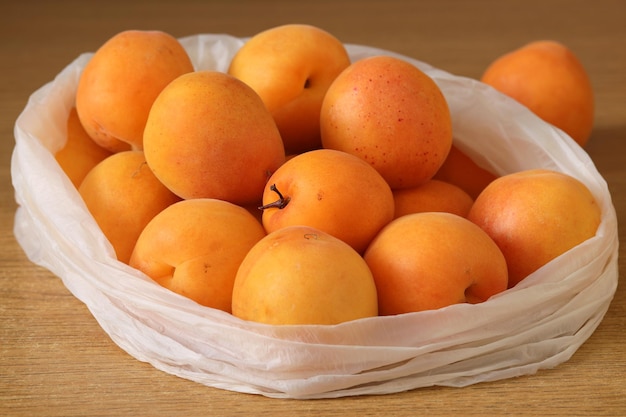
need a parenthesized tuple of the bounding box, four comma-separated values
(258, 184, 290, 211)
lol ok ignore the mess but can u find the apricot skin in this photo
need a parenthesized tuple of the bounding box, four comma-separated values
(364, 212, 508, 315)
(76, 30, 194, 152)
(143, 71, 286, 205)
(129, 198, 267, 312)
(232, 225, 378, 325)
(78, 150, 180, 264)
(55, 107, 112, 188)
(260, 149, 395, 254)
(433, 144, 498, 200)
(392, 179, 474, 218)
(228, 24, 351, 154)
(481, 40, 594, 147)
(467, 169, 601, 287)
(321, 55, 453, 189)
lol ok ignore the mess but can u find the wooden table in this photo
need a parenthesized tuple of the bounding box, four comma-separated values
(2, 1, 625, 415)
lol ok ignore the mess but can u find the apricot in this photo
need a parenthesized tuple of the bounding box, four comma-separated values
(321, 55, 453, 189)
(467, 169, 601, 287)
(232, 225, 378, 325)
(433, 144, 499, 200)
(259, 149, 395, 254)
(393, 179, 474, 219)
(78, 150, 180, 264)
(228, 24, 351, 154)
(76, 30, 194, 152)
(364, 212, 508, 315)
(481, 40, 594, 147)
(55, 107, 112, 188)
(143, 70, 286, 204)
(129, 198, 266, 312)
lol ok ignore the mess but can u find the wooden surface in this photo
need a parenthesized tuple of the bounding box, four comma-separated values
(1, 1, 625, 415)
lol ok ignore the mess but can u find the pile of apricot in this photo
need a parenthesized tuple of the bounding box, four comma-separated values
(55, 25, 600, 325)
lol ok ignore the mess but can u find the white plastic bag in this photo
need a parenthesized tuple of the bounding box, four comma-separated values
(11, 34, 619, 399)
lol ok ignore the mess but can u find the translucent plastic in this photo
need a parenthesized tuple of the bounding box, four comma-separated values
(12, 34, 619, 399)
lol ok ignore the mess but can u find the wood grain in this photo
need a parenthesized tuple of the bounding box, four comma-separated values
(1, 1, 625, 415)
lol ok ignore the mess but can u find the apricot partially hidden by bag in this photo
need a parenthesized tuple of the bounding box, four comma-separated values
(467, 169, 602, 287)
(232, 225, 378, 325)
(364, 212, 508, 315)
(55, 107, 112, 188)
